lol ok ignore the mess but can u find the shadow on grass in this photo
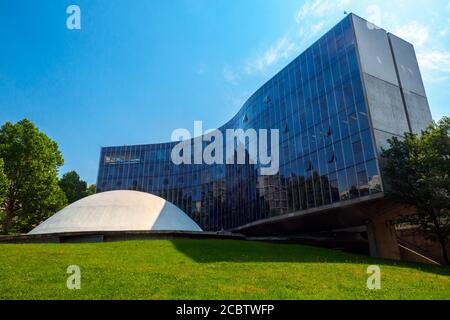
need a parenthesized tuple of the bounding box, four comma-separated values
(171, 239, 450, 277)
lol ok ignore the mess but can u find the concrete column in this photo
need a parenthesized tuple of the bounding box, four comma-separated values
(367, 216, 400, 260)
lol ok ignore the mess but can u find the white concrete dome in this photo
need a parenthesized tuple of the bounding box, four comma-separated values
(28, 190, 202, 235)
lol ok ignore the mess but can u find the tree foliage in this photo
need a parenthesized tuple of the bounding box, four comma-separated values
(85, 184, 96, 197)
(381, 117, 450, 265)
(59, 171, 96, 204)
(0, 119, 67, 234)
(59, 171, 87, 204)
(0, 158, 9, 208)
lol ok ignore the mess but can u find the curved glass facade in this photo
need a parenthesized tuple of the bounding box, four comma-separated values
(97, 15, 382, 231)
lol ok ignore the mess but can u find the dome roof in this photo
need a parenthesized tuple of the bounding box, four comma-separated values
(28, 190, 202, 235)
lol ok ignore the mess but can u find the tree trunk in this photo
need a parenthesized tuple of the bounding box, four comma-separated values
(2, 212, 13, 234)
(2, 198, 14, 234)
(432, 214, 449, 266)
(437, 234, 449, 266)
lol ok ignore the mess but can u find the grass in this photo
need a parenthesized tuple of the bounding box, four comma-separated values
(0, 239, 449, 300)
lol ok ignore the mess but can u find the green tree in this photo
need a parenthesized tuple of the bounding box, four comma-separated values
(0, 158, 9, 209)
(84, 184, 96, 197)
(59, 171, 88, 204)
(59, 172, 96, 204)
(381, 117, 450, 265)
(0, 119, 67, 234)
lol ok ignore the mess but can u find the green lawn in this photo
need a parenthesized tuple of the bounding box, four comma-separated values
(0, 239, 449, 300)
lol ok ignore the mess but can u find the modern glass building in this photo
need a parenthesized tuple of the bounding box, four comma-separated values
(96, 14, 432, 234)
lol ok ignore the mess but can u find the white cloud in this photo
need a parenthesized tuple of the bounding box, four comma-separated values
(245, 36, 298, 74)
(417, 50, 450, 83)
(223, 90, 251, 110)
(223, 65, 239, 84)
(394, 21, 429, 47)
(231, 0, 355, 77)
(311, 22, 324, 34)
(295, 0, 351, 23)
(366, 4, 382, 27)
(243, 0, 354, 75)
(439, 26, 449, 37)
(418, 51, 450, 73)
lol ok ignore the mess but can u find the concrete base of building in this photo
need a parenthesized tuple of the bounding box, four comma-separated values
(366, 215, 400, 260)
(0, 230, 246, 244)
(397, 227, 448, 265)
(233, 195, 422, 262)
(248, 231, 370, 256)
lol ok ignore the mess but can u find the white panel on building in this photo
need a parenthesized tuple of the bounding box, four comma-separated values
(351, 14, 398, 86)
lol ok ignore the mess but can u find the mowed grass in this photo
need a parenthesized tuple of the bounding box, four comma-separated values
(0, 239, 449, 300)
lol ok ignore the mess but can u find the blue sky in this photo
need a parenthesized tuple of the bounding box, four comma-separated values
(0, 0, 449, 184)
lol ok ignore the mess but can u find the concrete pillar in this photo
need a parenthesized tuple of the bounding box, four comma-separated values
(367, 216, 400, 260)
